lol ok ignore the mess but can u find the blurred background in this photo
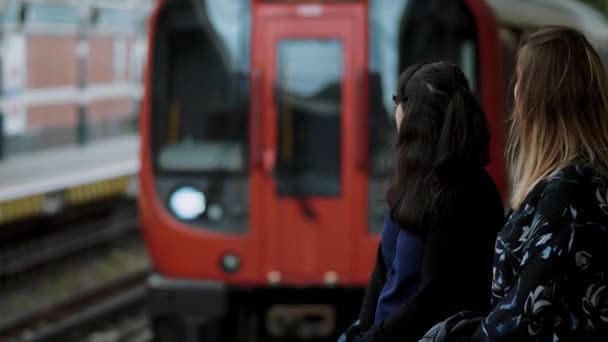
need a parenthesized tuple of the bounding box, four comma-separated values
(1, 0, 608, 341)
(583, 0, 608, 13)
(0, 0, 151, 157)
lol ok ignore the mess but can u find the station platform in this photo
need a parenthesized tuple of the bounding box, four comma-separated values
(0, 135, 139, 224)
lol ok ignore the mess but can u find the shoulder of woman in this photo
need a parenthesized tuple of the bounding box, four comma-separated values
(539, 164, 597, 200)
(429, 191, 503, 236)
(523, 163, 605, 221)
(438, 166, 503, 212)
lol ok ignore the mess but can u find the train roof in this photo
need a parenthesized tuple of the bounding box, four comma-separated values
(486, 0, 608, 45)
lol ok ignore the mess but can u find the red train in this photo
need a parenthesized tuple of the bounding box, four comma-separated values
(138, 0, 608, 340)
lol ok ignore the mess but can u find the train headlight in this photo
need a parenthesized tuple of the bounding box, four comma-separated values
(169, 186, 206, 220)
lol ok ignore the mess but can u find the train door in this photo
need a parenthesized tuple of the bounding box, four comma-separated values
(252, 3, 367, 284)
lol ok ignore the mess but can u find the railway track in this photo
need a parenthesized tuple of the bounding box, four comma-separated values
(0, 270, 150, 342)
(71, 316, 152, 342)
(0, 199, 138, 278)
(0, 200, 152, 342)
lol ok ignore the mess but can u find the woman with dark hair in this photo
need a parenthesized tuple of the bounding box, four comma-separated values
(421, 26, 608, 342)
(341, 61, 504, 341)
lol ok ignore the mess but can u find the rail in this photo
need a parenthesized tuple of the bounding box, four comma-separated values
(0, 200, 151, 341)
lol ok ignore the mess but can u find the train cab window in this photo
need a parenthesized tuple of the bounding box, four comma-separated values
(155, 0, 250, 175)
(399, 1, 479, 93)
(275, 40, 342, 197)
(367, 0, 479, 233)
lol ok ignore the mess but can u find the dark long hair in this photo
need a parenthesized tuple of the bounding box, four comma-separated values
(387, 61, 490, 232)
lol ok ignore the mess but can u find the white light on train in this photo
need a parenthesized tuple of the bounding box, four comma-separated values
(169, 187, 206, 220)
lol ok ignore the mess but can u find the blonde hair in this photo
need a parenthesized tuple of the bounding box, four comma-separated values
(508, 26, 608, 209)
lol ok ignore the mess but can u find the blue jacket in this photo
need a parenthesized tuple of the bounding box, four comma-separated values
(374, 210, 424, 323)
(341, 166, 504, 341)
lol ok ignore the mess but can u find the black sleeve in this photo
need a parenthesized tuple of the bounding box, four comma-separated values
(352, 210, 498, 342)
(344, 243, 387, 339)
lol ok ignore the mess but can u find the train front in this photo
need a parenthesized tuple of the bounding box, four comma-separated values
(138, 0, 499, 340)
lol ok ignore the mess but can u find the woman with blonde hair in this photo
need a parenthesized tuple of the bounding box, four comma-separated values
(421, 25, 608, 341)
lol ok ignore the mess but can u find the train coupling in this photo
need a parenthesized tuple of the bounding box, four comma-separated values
(266, 304, 336, 339)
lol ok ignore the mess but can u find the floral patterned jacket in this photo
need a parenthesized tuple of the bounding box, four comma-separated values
(421, 163, 608, 341)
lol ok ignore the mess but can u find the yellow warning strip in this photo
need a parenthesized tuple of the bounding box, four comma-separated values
(65, 176, 131, 205)
(0, 175, 133, 225)
(0, 195, 45, 225)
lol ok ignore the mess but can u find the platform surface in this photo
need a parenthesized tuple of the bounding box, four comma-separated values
(0, 135, 139, 202)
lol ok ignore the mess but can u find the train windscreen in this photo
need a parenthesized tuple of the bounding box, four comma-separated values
(367, 0, 479, 232)
(155, 0, 250, 175)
